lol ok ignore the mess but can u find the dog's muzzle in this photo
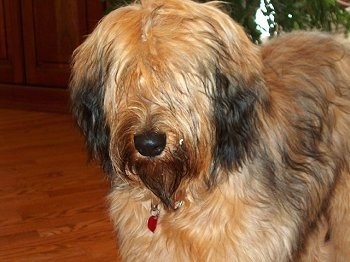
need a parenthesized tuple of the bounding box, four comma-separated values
(129, 131, 187, 209)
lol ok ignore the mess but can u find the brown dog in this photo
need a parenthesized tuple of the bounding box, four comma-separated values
(70, 0, 350, 260)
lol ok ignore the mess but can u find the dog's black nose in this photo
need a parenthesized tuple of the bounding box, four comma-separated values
(134, 132, 166, 157)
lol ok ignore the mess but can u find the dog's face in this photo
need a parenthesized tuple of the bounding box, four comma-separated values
(70, 0, 266, 209)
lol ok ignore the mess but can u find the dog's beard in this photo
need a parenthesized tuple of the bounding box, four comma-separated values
(120, 140, 190, 209)
(133, 150, 188, 209)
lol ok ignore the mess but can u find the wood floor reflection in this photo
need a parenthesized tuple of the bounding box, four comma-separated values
(0, 109, 120, 261)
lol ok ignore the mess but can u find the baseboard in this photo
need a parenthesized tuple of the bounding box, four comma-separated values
(0, 84, 70, 113)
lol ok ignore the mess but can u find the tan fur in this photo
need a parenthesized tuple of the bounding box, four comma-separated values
(70, 0, 350, 261)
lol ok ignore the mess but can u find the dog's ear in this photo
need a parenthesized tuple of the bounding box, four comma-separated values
(70, 37, 113, 176)
(205, 4, 267, 180)
(211, 70, 260, 172)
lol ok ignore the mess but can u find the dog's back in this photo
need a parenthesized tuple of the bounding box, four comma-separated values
(261, 32, 350, 260)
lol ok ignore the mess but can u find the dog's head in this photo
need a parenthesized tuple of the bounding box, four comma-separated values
(70, 0, 266, 209)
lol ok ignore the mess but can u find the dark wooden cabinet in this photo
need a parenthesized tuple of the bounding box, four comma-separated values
(0, 0, 105, 112)
(0, 0, 24, 84)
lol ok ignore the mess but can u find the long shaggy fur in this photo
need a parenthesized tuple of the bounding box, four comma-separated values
(70, 0, 350, 261)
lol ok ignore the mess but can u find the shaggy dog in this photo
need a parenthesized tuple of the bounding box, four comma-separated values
(70, 0, 350, 261)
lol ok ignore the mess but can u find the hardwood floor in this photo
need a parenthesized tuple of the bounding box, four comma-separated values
(0, 109, 120, 261)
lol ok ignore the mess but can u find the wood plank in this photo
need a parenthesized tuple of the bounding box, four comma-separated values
(0, 109, 121, 261)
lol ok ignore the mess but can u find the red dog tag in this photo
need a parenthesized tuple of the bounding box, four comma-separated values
(147, 215, 158, 233)
(148, 203, 160, 233)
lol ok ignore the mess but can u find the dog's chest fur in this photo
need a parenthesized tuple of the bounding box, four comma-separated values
(109, 174, 297, 261)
